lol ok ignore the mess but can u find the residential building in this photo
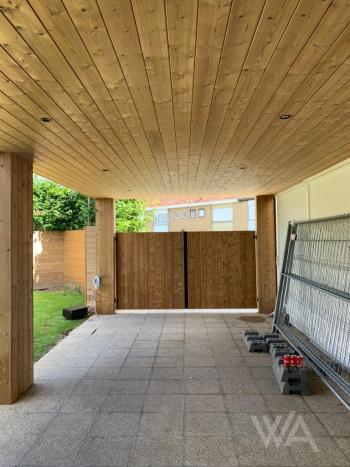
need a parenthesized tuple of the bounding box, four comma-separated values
(148, 198, 255, 232)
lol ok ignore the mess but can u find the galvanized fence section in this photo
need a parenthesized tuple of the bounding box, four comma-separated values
(274, 214, 350, 408)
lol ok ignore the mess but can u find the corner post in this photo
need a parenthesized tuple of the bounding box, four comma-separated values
(0, 153, 33, 404)
(255, 195, 277, 314)
(95, 198, 115, 314)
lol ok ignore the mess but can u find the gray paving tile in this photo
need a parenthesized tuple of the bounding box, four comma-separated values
(90, 413, 140, 437)
(75, 435, 133, 466)
(291, 437, 350, 466)
(139, 413, 183, 436)
(21, 434, 86, 466)
(234, 436, 295, 466)
(185, 413, 232, 436)
(224, 394, 268, 413)
(185, 436, 238, 466)
(0, 435, 38, 466)
(60, 394, 105, 413)
(334, 437, 350, 460)
(144, 394, 185, 413)
(100, 394, 145, 413)
(154, 357, 184, 367)
(109, 379, 149, 394)
(130, 436, 183, 466)
(185, 394, 225, 412)
(45, 413, 96, 435)
(264, 394, 311, 413)
(117, 367, 152, 380)
(184, 367, 218, 380)
(124, 357, 155, 367)
(0, 412, 56, 435)
(148, 380, 185, 394)
(185, 380, 221, 394)
(316, 413, 350, 436)
(229, 413, 264, 435)
(304, 393, 348, 413)
(152, 367, 184, 380)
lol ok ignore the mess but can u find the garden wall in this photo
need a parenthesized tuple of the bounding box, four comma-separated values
(33, 229, 87, 291)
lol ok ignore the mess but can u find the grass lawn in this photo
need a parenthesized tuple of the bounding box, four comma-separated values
(34, 289, 87, 361)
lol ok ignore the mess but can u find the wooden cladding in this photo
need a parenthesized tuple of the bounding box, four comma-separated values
(255, 195, 277, 314)
(96, 199, 115, 314)
(116, 233, 185, 309)
(0, 153, 33, 404)
(187, 232, 257, 309)
(0, 2, 350, 198)
(115, 231, 256, 310)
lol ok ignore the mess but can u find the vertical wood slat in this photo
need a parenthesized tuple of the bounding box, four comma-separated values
(116, 231, 256, 310)
(116, 233, 185, 310)
(96, 198, 115, 314)
(0, 153, 33, 404)
(187, 232, 257, 309)
(255, 195, 277, 313)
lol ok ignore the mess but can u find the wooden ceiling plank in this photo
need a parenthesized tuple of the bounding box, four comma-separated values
(187, 0, 231, 187)
(0, 88, 131, 195)
(194, 0, 266, 182)
(131, 0, 179, 191)
(0, 116, 111, 191)
(207, 0, 334, 187)
(62, 0, 163, 187)
(0, 3, 149, 189)
(201, 0, 299, 186)
(29, 0, 158, 187)
(214, 0, 350, 186)
(0, 81, 129, 191)
(0, 50, 130, 181)
(0, 128, 107, 195)
(245, 57, 350, 183)
(98, 0, 175, 191)
(165, 0, 198, 190)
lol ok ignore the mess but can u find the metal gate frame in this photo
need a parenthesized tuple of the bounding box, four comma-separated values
(273, 214, 350, 409)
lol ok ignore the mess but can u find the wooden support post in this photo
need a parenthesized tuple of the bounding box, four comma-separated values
(0, 153, 33, 404)
(96, 198, 115, 314)
(255, 195, 277, 314)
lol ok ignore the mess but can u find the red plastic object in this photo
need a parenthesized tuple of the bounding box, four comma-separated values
(290, 355, 297, 367)
(296, 356, 303, 367)
(283, 355, 291, 368)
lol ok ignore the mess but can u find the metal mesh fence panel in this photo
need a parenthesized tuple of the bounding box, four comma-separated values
(274, 214, 350, 408)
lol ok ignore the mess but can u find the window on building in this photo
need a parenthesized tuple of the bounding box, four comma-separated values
(247, 199, 256, 231)
(198, 208, 205, 218)
(182, 210, 187, 219)
(212, 205, 233, 231)
(190, 209, 196, 219)
(174, 212, 179, 220)
(154, 209, 169, 232)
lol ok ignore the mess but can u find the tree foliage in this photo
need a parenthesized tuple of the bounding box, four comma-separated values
(115, 199, 152, 232)
(33, 175, 151, 232)
(33, 176, 95, 231)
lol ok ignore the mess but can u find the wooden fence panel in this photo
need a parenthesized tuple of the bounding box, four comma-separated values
(187, 232, 257, 308)
(116, 233, 185, 309)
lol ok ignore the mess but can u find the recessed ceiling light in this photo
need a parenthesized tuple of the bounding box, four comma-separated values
(279, 114, 291, 120)
(40, 116, 52, 123)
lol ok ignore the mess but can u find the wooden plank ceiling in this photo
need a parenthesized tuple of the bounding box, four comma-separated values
(0, 0, 350, 199)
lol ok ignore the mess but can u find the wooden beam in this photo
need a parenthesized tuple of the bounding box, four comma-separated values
(96, 198, 115, 314)
(0, 152, 33, 404)
(255, 195, 277, 314)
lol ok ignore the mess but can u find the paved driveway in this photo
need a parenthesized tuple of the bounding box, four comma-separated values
(0, 312, 349, 466)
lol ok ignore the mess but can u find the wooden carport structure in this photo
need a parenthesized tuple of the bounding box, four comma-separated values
(1, 0, 350, 404)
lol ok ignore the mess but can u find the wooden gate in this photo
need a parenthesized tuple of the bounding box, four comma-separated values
(187, 232, 256, 308)
(115, 231, 256, 309)
(116, 233, 185, 309)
